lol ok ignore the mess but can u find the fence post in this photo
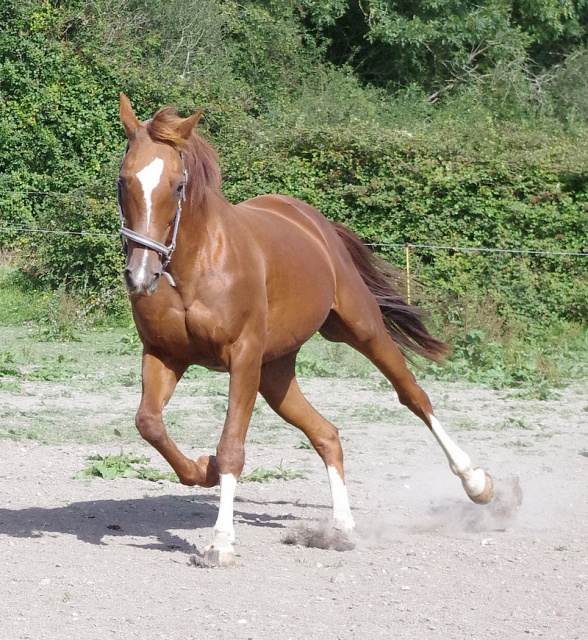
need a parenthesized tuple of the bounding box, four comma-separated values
(405, 242, 411, 305)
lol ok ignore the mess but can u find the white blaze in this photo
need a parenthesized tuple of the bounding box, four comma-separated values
(136, 157, 164, 228)
(135, 157, 164, 279)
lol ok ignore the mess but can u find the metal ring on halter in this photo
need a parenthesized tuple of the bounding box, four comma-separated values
(117, 150, 188, 288)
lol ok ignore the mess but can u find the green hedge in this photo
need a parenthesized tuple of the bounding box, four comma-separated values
(221, 123, 588, 324)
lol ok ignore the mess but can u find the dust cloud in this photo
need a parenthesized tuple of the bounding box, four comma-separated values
(414, 474, 524, 535)
(282, 520, 356, 551)
(353, 474, 526, 545)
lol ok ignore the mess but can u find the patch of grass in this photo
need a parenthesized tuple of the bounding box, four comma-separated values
(296, 336, 372, 379)
(75, 450, 178, 482)
(350, 403, 402, 422)
(0, 350, 18, 374)
(506, 383, 562, 401)
(118, 369, 140, 387)
(240, 462, 306, 483)
(503, 439, 535, 451)
(24, 354, 79, 381)
(453, 417, 479, 431)
(492, 417, 535, 431)
(39, 288, 82, 342)
(0, 265, 47, 324)
(0, 380, 20, 392)
(107, 325, 142, 355)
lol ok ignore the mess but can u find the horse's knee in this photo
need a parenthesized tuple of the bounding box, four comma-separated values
(135, 409, 166, 446)
(216, 440, 245, 477)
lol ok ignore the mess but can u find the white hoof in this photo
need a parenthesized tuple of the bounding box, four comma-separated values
(333, 512, 355, 534)
(463, 468, 494, 505)
(204, 533, 236, 567)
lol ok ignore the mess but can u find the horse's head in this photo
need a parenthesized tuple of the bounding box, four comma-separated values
(118, 93, 202, 295)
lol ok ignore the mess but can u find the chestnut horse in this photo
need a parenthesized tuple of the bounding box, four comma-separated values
(117, 93, 493, 565)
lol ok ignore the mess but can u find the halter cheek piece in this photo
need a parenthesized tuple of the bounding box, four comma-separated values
(117, 143, 188, 288)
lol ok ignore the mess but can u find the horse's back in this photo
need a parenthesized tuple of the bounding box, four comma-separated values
(236, 193, 384, 337)
(236, 194, 358, 271)
(239, 193, 333, 235)
(228, 195, 342, 348)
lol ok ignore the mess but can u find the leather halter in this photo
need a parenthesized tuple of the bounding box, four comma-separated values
(117, 145, 188, 287)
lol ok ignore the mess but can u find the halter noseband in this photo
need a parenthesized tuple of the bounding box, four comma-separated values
(117, 148, 188, 288)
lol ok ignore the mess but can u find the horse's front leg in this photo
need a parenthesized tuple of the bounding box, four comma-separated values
(137, 350, 219, 487)
(204, 345, 262, 566)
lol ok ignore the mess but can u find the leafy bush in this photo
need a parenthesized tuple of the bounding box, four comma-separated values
(2, 0, 588, 346)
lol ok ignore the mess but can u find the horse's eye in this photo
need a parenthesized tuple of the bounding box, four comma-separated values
(176, 182, 185, 195)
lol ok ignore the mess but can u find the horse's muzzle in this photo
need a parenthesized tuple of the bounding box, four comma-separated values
(124, 266, 161, 296)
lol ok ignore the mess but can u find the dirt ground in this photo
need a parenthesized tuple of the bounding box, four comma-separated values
(1, 375, 587, 640)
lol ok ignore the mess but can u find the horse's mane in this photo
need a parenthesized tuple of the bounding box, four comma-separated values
(146, 107, 222, 208)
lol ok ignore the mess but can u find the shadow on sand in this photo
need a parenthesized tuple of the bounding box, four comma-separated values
(0, 492, 328, 554)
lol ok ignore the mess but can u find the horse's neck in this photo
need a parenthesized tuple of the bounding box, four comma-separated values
(169, 190, 234, 279)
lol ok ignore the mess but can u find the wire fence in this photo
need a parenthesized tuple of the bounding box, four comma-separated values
(2, 188, 588, 256)
(0, 226, 117, 238)
(3, 191, 587, 305)
(2, 226, 588, 254)
(368, 242, 588, 258)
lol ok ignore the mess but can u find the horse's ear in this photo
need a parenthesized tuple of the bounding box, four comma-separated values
(119, 92, 142, 139)
(176, 109, 204, 140)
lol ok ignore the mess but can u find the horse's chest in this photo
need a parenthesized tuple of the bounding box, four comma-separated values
(132, 296, 230, 367)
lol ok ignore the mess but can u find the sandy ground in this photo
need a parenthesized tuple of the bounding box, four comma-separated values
(1, 376, 587, 639)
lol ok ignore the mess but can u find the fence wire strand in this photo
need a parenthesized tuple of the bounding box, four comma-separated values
(0, 225, 587, 256)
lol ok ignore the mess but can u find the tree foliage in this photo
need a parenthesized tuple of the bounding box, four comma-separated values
(1, 0, 588, 329)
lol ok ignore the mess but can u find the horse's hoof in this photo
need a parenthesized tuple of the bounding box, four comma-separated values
(333, 513, 355, 534)
(467, 470, 494, 505)
(204, 534, 236, 567)
(194, 455, 220, 488)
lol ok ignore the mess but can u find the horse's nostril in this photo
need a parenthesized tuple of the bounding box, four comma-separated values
(147, 271, 161, 294)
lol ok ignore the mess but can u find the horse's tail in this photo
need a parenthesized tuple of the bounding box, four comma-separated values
(332, 222, 449, 363)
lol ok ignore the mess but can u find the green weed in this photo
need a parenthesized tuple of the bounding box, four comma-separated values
(118, 370, 140, 387)
(240, 462, 306, 483)
(39, 288, 82, 342)
(506, 383, 562, 401)
(76, 450, 178, 482)
(503, 439, 535, 450)
(454, 417, 479, 431)
(492, 417, 535, 431)
(24, 354, 78, 381)
(350, 403, 401, 422)
(0, 351, 19, 376)
(0, 380, 20, 392)
(116, 326, 142, 355)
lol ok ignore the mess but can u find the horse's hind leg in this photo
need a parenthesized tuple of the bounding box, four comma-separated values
(322, 311, 493, 505)
(259, 352, 355, 532)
